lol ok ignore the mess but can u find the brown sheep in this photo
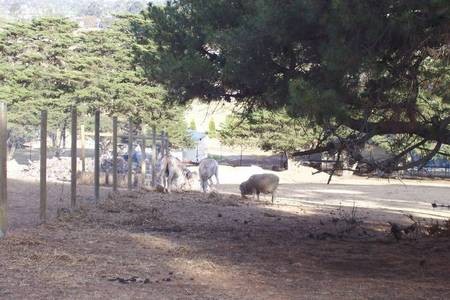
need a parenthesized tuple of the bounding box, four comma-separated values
(240, 174, 280, 203)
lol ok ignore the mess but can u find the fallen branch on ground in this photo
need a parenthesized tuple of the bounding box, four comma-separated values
(431, 203, 450, 209)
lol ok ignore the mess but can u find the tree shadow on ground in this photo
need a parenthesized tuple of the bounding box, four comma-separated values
(91, 189, 450, 299)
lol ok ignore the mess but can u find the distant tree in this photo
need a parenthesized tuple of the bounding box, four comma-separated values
(189, 119, 196, 131)
(250, 109, 320, 154)
(219, 115, 257, 166)
(70, 15, 192, 147)
(219, 109, 321, 167)
(208, 119, 216, 138)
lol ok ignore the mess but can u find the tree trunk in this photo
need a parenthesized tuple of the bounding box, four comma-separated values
(55, 128, 64, 159)
(7, 142, 16, 161)
(139, 139, 146, 186)
(50, 132, 57, 148)
(283, 151, 288, 170)
(62, 122, 67, 149)
(240, 146, 243, 166)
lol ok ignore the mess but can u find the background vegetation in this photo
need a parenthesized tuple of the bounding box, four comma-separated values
(0, 15, 192, 152)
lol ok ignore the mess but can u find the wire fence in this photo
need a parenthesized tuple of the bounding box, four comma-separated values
(401, 166, 450, 178)
(0, 104, 169, 237)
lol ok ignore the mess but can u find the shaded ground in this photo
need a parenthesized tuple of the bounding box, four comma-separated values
(6, 178, 110, 230)
(1, 182, 450, 299)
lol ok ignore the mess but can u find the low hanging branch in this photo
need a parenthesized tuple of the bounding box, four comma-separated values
(392, 141, 443, 171)
(327, 149, 342, 185)
(350, 141, 443, 174)
(293, 130, 444, 176)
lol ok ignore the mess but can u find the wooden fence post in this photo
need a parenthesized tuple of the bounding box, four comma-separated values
(0, 103, 7, 238)
(40, 110, 47, 222)
(112, 116, 118, 192)
(94, 110, 100, 202)
(80, 124, 85, 172)
(71, 106, 77, 209)
(127, 119, 133, 191)
(160, 131, 166, 189)
(151, 126, 156, 187)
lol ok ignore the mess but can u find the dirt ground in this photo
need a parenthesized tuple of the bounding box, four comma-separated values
(1, 162, 450, 299)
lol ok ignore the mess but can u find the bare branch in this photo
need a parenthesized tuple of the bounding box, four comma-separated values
(327, 149, 342, 185)
(393, 141, 442, 171)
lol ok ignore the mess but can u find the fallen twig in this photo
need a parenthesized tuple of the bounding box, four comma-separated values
(431, 202, 450, 209)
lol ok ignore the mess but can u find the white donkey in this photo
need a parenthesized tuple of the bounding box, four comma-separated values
(159, 154, 190, 193)
(198, 158, 219, 192)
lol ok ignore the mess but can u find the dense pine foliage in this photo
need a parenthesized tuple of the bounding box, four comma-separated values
(0, 16, 191, 148)
(136, 0, 449, 172)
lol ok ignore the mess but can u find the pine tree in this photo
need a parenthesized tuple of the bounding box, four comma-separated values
(208, 119, 216, 138)
(137, 0, 450, 172)
(219, 109, 318, 155)
(0, 16, 192, 153)
(189, 119, 196, 131)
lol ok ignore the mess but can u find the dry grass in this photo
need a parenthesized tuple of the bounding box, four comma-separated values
(0, 190, 450, 299)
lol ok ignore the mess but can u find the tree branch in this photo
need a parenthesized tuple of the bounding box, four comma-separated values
(393, 141, 442, 172)
(344, 117, 450, 144)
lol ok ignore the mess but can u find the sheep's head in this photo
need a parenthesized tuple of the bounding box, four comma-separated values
(239, 181, 252, 197)
(182, 168, 194, 180)
(180, 169, 196, 190)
